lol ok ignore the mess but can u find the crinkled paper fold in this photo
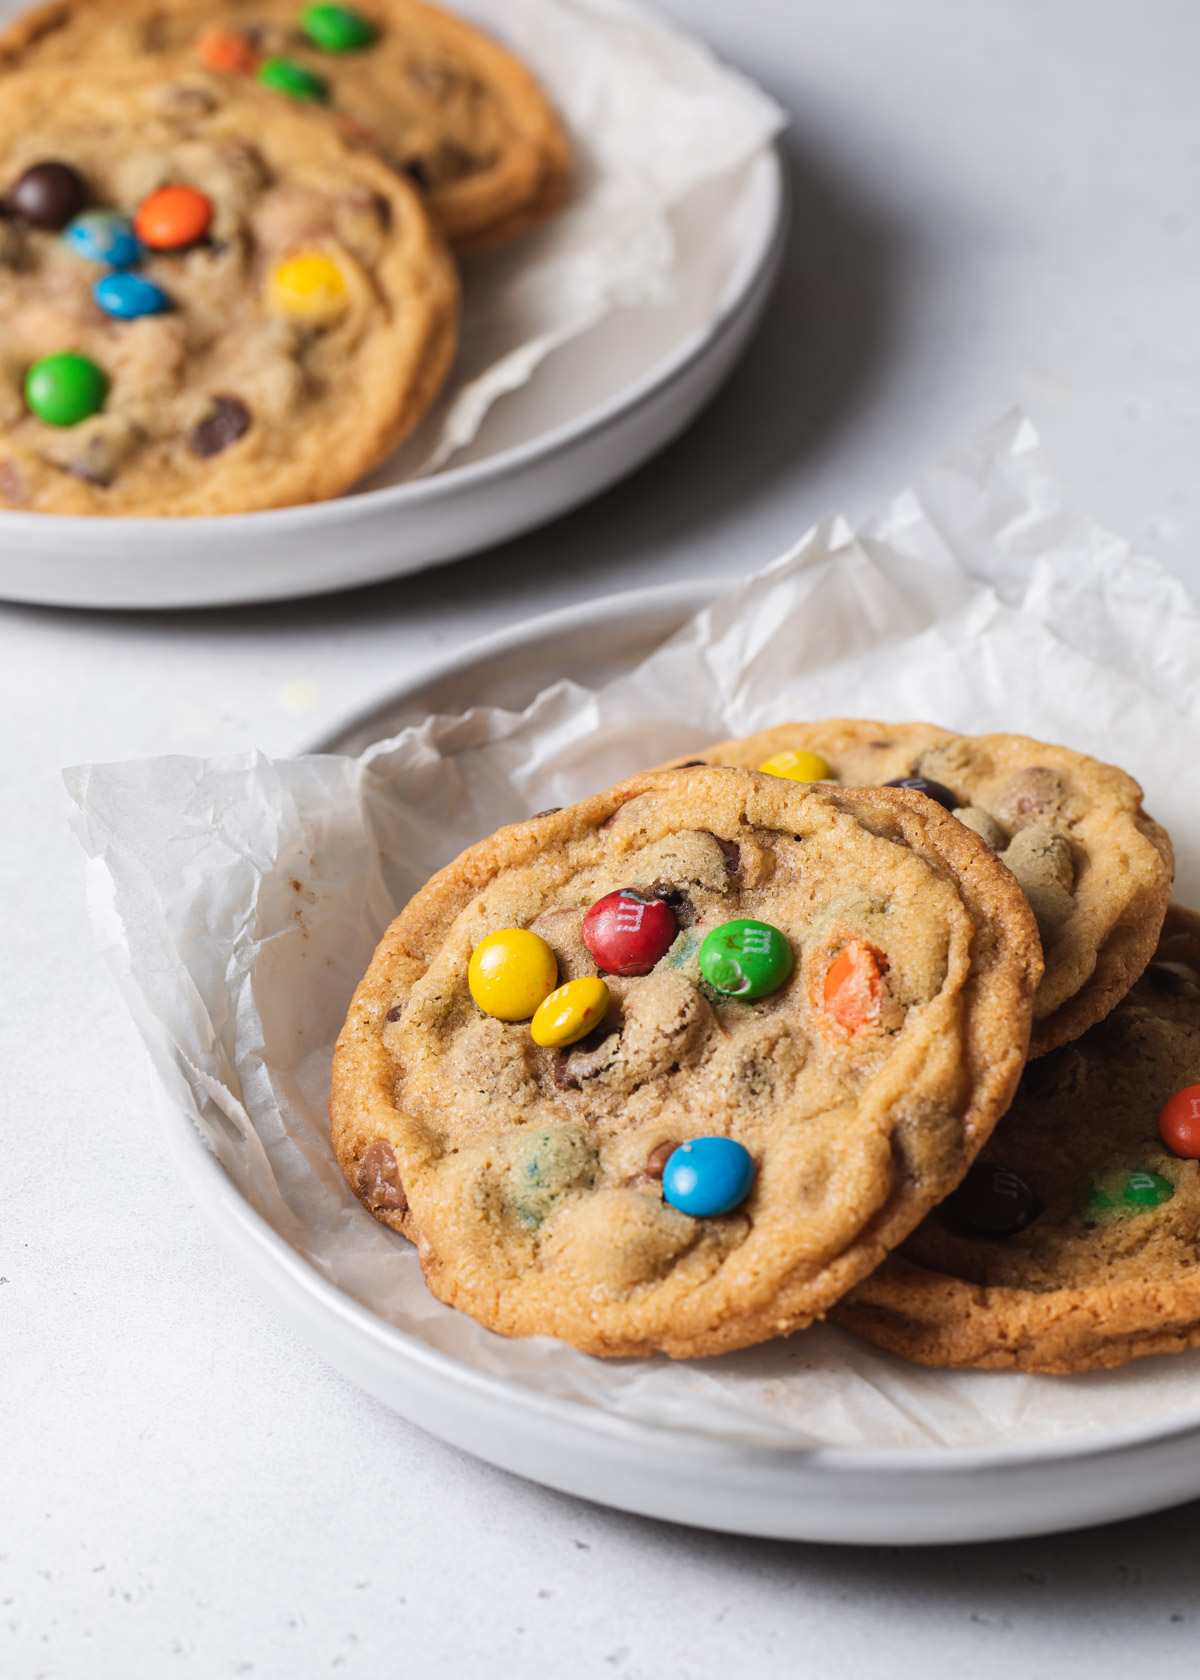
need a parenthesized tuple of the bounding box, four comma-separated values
(68, 414, 1200, 1450)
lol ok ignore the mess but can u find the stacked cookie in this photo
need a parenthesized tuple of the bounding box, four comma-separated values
(0, 1, 570, 514)
(331, 725, 1197, 1375)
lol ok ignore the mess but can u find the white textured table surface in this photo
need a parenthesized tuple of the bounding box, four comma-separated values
(5, 1, 1200, 1674)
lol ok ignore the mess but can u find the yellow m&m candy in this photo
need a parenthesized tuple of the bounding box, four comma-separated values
(468, 929, 557, 1022)
(531, 978, 610, 1049)
(268, 252, 348, 324)
(756, 749, 831, 783)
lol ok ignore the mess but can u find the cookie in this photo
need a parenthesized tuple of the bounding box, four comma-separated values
(0, 63, 458, 514)
(668, 721, 1174, 1058)
(0, 0, 570, 253)
(330, 766, 1042, 1359)
(833, 907, 1200, 1374)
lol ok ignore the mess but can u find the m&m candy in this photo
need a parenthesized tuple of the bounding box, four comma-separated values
(258, 57, 329, 101)
(196, 25, 261, 73)
(530, 978, 610, 1049)
(7, 160, 86, 228)
(943, 1162, 1038, 1237)
(301, 3, 376, 51)
(699, 919, 792, 999)
(1159, 1084, 1200, 1158)
(135, 185, 212, 250)
(885, 775, 959, 811)
(582, 890, 676, 977)
(468, 929, 557, 1022)
(662, 1138, 755, 1218)
(268, 252, 348, 323)
(822, 939, 887, 1033)
(63, 210, 140, 268)
(93, 272, 169, 320)
(1088, 1166, 1175, 1214)
(756, 749, 831, 782)
(25, 352, 107, 427)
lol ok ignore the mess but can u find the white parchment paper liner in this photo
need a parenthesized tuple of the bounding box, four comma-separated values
(67, 414, 1200, 1450)
(369, 0, 785, 479)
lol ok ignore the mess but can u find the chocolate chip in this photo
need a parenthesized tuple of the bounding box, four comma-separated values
(403, 157, 433, 191)
(531, 807, 562, 820)
(8, 161, 85, 229)
(675, 760, 707, 768)
(885, 776, 959, 811)
(943, 1162, 1039, 1238)
(189, 396, 251, 458)
(385, 1005, 403, 1022)
(713, 835, 741, 872)
(643, 1141, 678, 1181)
(653, 886, 697, 926)
(357, 1138, 407, 1213)
(867, 740, 894, 749)
(553, 1050, 581, 1090)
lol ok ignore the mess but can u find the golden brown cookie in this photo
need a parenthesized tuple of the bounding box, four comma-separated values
(331, 766, 1042, 1359)
(833, 907, 1200, 1374)
(666, 721, 1174, 1058)
(0, 0, 570, 253)
(0, 63, 458, 515)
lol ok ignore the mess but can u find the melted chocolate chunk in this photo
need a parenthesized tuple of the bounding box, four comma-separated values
(385, 1005, 403, 1022)
(530, 807, 562, 820)
(189, 396, 251, 458)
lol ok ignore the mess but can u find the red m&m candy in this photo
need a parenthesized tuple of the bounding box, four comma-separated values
(583, 890, 676, 976)
(1159, 1084, 1200, 1158)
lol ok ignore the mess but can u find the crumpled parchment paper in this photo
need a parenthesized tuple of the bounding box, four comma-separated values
(67, 413, 1200, 1450)
(368, 0, 785, 479)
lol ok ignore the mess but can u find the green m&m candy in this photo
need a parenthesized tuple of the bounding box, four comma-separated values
(699, 919, 793, 999)
(300, 4, 375, 52)
(25, 352, 107, 427)
(257, 57, 329, 101)
(1087, 1166, 1174, 1215)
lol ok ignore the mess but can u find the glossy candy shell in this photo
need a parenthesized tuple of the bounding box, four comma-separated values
(63, 212, 140, 268)
(94, 272, 169, 320)
(662, 1137, 755, 1217)
(24, 353, 107, 427)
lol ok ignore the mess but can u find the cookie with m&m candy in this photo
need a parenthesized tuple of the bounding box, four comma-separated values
(332, 765, 1040, 1358)
(836, 905, 1200, 1375)
(0, 63, 456, 514)
(0, 0, 571, 254)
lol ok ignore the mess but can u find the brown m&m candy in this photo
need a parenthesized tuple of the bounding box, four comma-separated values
(943, 1162, 1039, 1237)
(8, 160, 85, 228)
(885, 775, 958, 811)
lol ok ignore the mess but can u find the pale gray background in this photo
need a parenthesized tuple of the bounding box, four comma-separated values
(4, 1, 1200, 1675)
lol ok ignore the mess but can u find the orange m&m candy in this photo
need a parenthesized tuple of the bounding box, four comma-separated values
(1159, 1084, 1200, 1158)
(196, 26, 260, 73)
(135, 185, 213, 250)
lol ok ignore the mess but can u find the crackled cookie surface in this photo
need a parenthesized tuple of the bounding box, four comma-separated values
(1, 0, 570, 252)
(331, 767, 1041, 1358)
(0, 64, 458, 514)
(834, 907, 1200, 1373)
(672, 721, 1174, 1057)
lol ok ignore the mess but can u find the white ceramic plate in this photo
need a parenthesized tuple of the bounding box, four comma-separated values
(149, 581, 1200, 1545)
(0, 150, 784, 611)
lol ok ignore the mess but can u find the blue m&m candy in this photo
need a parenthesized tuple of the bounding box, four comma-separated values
(63, 210, 140, 268)
(662, 1137, 755, 1218)
(93, 272, 170, 320)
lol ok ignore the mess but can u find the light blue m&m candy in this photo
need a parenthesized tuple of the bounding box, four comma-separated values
(63, 211, 141, 268)
(93, 272, 170, 320)
(662, 1137, 755, 1218)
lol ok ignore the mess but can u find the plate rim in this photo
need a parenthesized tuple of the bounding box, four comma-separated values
(153, 575, 1200, 1481)
(0, 147, 786, 539)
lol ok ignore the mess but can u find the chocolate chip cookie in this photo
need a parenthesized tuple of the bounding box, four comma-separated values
(331, 766, 1042, 1359)
(833, 907, 1200, 1373)
(0, 63, 458, 514)
(669, 722, 1174, 1058)
(0, 0, 571, 252)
